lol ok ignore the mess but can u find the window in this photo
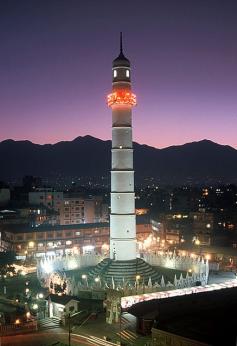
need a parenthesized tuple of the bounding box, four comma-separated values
(66, 240, 72, 245)
(113, 70, 117, 77)
(126, 70, 130, 78)
(75, 231, 80, 236)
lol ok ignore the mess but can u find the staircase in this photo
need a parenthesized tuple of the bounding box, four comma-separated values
(88, 258, 161, 286)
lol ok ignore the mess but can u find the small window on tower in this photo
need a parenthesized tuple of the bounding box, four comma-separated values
(126, 70, 130, 78)
(113, 70, 117, 78)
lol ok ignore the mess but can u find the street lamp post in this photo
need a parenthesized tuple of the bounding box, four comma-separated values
(68, 312, 71, 346)
(135, 275, 140, 295)
(195, 238, 201, 256)
(95, 277, 101, 288)
(82, 274, 88, 288)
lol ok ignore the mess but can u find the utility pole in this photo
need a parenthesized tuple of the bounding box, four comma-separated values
(68, 313, 71, 346)
(119, 302, 122, 346)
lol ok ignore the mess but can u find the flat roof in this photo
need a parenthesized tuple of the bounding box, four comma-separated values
(129, 286, 237, 345)
(5, 216, 150, 233)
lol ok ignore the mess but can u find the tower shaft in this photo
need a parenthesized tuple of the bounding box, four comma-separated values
(108, 37, 137, 261)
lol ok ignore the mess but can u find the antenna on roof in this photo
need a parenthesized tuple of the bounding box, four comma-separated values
(120, 32, 123, 53)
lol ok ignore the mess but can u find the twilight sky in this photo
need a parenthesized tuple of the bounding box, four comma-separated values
(0, 0, 236, 149)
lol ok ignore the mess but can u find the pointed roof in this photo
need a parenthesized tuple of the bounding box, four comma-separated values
(113, 32, 130, 68)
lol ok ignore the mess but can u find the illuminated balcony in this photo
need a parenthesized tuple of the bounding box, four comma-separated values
(107, 91, 136, 107)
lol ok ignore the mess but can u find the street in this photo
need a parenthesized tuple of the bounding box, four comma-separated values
(0, 329, 118, 346)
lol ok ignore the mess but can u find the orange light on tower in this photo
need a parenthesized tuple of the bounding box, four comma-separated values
(107, 90, 137, 107)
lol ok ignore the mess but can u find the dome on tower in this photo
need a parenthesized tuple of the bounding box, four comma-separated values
(113, 52, 130, 68)
(113, 32, 130, 68)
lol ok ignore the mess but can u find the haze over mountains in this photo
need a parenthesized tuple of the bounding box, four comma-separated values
(0, 136, 236, 185)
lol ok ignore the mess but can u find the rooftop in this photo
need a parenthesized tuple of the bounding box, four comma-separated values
(129, 286, 237, 345)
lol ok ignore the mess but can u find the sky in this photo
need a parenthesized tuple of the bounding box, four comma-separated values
(0, 0, 236, 149)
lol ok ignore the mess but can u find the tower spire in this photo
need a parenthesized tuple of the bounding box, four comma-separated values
(120, 32, 123, 54)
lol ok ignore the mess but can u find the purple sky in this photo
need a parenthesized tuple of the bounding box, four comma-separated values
(0, 0, 237, 149)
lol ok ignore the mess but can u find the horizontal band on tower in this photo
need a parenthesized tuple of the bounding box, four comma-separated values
(111, 168, 133, 172)
(112, 147, 133, 150)
(111, 170, 134, 173)
(111, 213, 135, 216)
(110, 238, 136, 241)
(112, 125, 132, 128)
(111, 191, 134, 193)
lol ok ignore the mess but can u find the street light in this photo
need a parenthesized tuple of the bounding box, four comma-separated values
(135, 275, 140, 295)
(195, 239, 200, 246)
(95, 277, 101, 287)
(194, 238, 201, 255)
(82, 274, 88, 287)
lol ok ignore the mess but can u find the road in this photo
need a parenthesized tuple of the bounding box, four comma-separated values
(1, 330, 118, 346)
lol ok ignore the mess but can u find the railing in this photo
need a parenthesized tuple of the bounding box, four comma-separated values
(0, 321, 37, 336)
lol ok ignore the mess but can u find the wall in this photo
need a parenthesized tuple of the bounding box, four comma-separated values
(152, 328, 210, 346)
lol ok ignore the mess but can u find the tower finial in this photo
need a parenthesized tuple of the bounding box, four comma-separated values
(120, 32, 123, 53)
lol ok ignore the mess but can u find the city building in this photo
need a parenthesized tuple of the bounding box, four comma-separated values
(3, 220, 152, 257)
(127, 287, 237, 345)
(29, 188, 63, 212)
(59, 194, 108, 225)
(0, 187, 10, 207)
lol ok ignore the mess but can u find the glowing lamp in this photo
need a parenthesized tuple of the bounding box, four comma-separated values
(107, 91, 136, 107)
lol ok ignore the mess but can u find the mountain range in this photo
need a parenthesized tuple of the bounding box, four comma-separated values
(0, 136, 236, 185)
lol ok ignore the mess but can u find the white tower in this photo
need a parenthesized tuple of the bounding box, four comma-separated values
(107, 33, 137, 261)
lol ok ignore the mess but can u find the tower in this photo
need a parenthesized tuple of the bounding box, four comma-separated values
(107, 33, 137, 261)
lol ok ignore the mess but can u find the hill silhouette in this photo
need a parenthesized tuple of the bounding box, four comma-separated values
(0, 136, 236, 185)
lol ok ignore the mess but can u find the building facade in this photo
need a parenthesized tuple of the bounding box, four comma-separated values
(4, 221, 152, 257)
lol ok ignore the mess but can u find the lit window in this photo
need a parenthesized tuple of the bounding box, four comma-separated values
(66, 240, 72, 245)
(113, 70, 117, 77)
(126, 70, 130, 78)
